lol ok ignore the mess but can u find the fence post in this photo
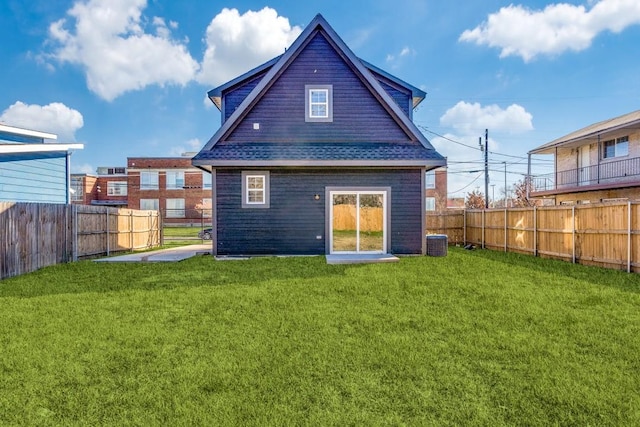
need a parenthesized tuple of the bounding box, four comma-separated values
(130, 210, 134, 251)
(504, 208, 508, 253)
(73, 204, 78, 262)
(463, 210, 467, 245)
(482, 210, 485, 249)
(572, 206, 576, 264)
(533, 206, 537, 258)
(106, 208, 110, 257)
(628, 201, 632, 273)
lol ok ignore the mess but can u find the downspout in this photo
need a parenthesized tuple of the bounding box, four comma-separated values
(555, 147, 558, 191)
(66, 152, 72, 204)
(597, 134, 601, 184)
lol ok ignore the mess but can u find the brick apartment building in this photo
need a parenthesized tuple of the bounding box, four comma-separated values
(71, 155, 212, 224)
(425, 167, 448, 212)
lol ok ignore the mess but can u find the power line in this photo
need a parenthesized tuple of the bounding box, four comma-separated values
(417, 124, 554, 163)
(448, 172, 483, 194)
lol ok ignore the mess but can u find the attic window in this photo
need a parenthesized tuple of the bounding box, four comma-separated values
(305, 85, 333, 122)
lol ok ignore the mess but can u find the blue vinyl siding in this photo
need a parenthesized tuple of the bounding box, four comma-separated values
(227, 32, 409, 143)
(377, 80, 412, 118)
(215, 169, 422, 255)
(224, 71, 268, 123)
(0, 154, 68, 203)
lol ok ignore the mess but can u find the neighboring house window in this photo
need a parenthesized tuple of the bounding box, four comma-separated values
(202, 172, 212, 189)
(140, 198, 159, 211)
(166, 198, 185, 218)
(107, 181, 127, 196)
(425, 170, 436, 189)
(603, 136, 629, 159)
(241, 171, 270, 208)
(425, 197, 436, 211)
(166, 171, 185, 190)
(71, 177, 83, 202)
(140, 171, 159, 190)
(305, 85, 333, 122)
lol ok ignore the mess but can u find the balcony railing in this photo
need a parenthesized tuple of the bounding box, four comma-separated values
(531, 156, 640, 193)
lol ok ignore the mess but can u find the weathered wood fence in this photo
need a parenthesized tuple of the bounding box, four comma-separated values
(427, 202, 640, 273)
(1, 202, 160, 280)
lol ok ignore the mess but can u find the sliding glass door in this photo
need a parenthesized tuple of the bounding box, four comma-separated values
(330, 191, 386, 254)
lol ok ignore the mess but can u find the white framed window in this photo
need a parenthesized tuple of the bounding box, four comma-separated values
(166, 198, 185, 218)
(107, 181, 127, 196)
(202, 172, 212, 189)
(305, 85, 333, 122)
(140, 171, 159, 190)
(425, 197, 436, 211)
(241, 171, 270, 208)
(603, 136, 629, 159)
(71, 177, 83, 202)
(425, 170, 436, 189)
(140, 198, 159, 211)
(166, 171, 185, 190)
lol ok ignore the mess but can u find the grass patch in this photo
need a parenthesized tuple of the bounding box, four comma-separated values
(1, 248, 639, 425)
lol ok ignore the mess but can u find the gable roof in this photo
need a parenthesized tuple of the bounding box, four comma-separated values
(193, 13, 444, 169)
(529, 109, 640, 155)
(207, 56, 427, 111)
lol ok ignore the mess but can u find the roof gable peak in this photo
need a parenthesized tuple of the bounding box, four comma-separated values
(198, 13, 435, 153)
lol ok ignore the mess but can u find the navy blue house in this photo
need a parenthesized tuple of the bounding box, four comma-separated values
(193, 14, 446, 256)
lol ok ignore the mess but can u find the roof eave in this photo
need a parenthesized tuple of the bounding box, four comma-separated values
(529, 115, 640, 155)
(192, 159, 446, 168)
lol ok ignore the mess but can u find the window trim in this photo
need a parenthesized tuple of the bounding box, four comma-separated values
(305, 85, 333, 122)
(425, 197, 436, 211)
(107, 181, 128, 196)
(140, 198, 159, 211)
(140, 171, 159, 190)
(165, 171, 185, 190)
(602, 136, 629, 159)
(166, 198, 185, 218)
(241, 171, 270, 209)
(425, 170, 436, 189)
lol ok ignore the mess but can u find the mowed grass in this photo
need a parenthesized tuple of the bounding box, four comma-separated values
(1, 248, 639, 426)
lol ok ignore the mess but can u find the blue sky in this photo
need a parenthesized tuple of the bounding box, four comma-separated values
(2, 0, 640, 199)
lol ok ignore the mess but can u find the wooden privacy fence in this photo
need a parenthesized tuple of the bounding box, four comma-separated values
(1, 202, 160, 280)
(427, 202, 640, 273)
(332, 205, 383, 232)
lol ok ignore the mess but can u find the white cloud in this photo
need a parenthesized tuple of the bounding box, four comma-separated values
(47, 0, 199, 101)
(459, 0, 640, 61)
(440, 101, 533, 135)
(385, 46, 415, 66)
(198, 7, 302, 86)
(0, 101, 84, 141)
(169, 138, 203, 156)
(428, 102, 535, 198)
(73, 163, 96, 174)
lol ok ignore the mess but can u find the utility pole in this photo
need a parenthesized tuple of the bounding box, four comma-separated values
(479, 130, 489, 209)
(503, 161, 507, 208)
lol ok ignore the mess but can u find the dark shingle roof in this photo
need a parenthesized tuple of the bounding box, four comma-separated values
(192, 142, 444, 167)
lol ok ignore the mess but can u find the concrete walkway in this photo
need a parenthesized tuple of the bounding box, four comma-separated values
(94, 244, 212, 263)
(325, 253, 399, 265)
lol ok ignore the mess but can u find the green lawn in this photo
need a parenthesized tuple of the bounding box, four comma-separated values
(1, 248, 639, 425)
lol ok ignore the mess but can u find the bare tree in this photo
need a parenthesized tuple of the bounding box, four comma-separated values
(511, 178, 536, 207)
(465, 189, 486, 209)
